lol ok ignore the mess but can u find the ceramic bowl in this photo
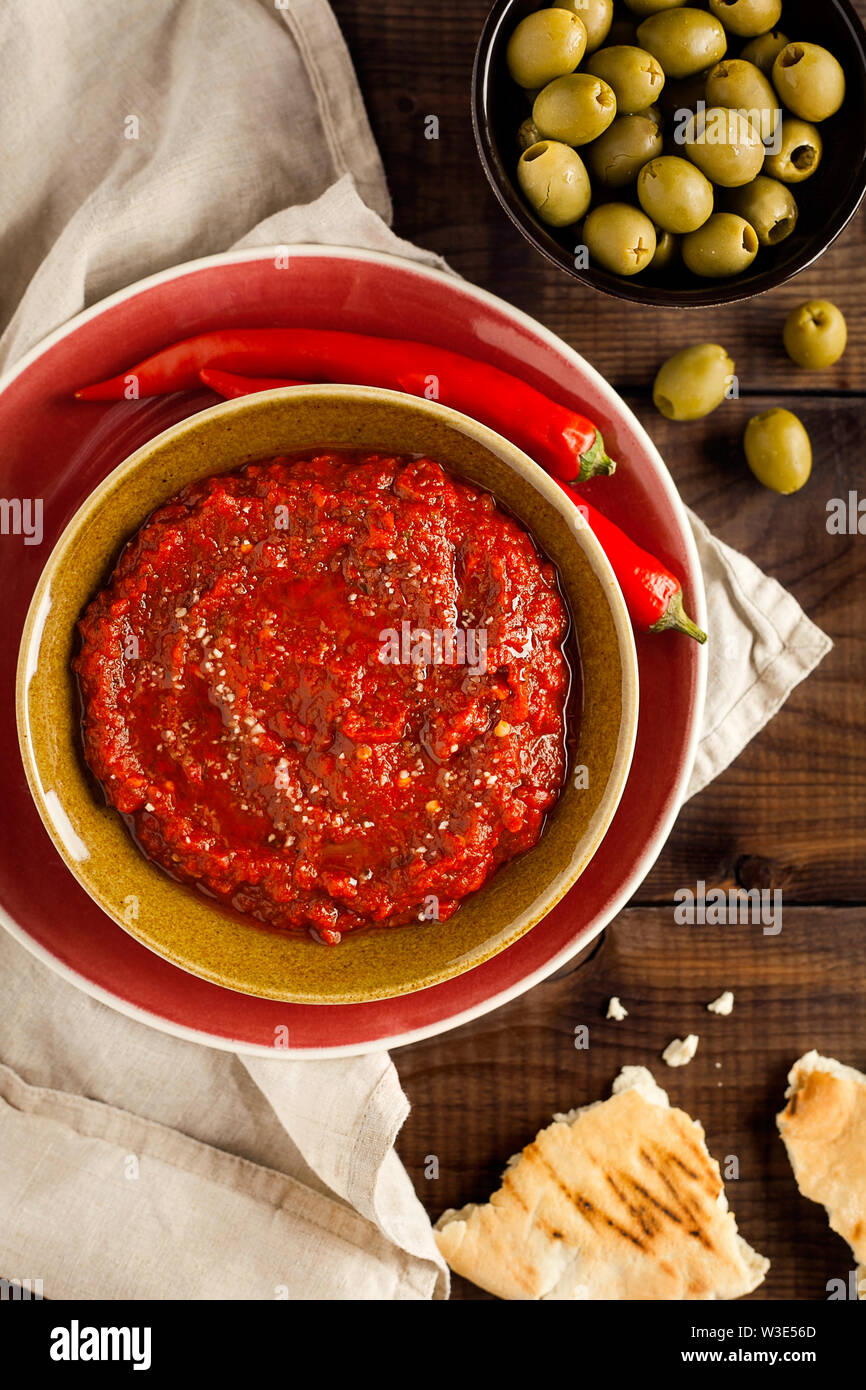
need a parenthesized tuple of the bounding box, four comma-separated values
(473, 0, 866, 307)
(17, 385, 639, 1005)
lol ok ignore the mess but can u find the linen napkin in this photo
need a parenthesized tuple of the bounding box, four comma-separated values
(0, 0, 830, 1301)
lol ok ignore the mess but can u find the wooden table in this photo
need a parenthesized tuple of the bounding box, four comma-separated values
(333, 0, 866, 1300)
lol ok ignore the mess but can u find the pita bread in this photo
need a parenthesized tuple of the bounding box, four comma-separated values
(777, 1051, 866, 1278)
(435, 1066, 769, 1300)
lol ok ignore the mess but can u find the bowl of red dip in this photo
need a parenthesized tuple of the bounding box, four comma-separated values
(17, 386, 638, 1003)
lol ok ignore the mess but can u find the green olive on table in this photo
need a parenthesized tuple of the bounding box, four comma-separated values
(772, 43, 846, 123)
(744, 409, 812, 493)
(705, 59, 780, 144)
(740, 29, 789, 74)
(763, 118, 822, 182)
(650, 227, 680, 268)
(533, 73, 618, 145)
(682, 212, 759, 276)
(637, 154, 714, 232)
(653, 343, 735, 419)
(517, 116, 542, 152)
(636, 10, 727, 80)
(729, 175, 798, 246)
(551, 0, 614, 56)
(682, 106, 764, 186)
(588, 113, 664, 187)
(783, 300, 848, 369)
(583, 202, 657, 273)
(707, 0, 782, 39)
(517, 141, 592, 225)
(584, 44, 666, 113)
(506, 9, 587, 89)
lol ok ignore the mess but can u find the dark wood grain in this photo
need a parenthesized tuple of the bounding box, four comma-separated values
(634, 395, 866, 904)
(397, 908, 866, 1300)
(330, 0, 866, 1300)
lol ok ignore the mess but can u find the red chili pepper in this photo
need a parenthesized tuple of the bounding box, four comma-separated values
(556, 480, 707, 643)
(74, 329, 615, 484)
(199, 368, 305, 398)
(199, 368, 705, 643)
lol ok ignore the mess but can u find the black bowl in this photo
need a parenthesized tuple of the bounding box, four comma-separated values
(472, 0, 866, 306)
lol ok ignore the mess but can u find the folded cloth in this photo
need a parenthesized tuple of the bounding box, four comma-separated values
(685, 512, 831, 797)
(0, 0, 390, 368)
(0, 0, 830, 1301)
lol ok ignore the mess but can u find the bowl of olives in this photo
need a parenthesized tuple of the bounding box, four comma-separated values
(472, 0, 866, 304)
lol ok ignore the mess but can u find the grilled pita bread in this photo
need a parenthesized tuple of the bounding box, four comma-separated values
(777, 1051, 866, 1286)
(435, 1066, 769, 1300)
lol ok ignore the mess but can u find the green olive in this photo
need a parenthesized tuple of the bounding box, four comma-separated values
(763, 117, 822, 182)
(650, 227, 680, 269)
(682, 211, 759, 276)
(783, 300, 848, 369)
(533, 73, 618, 144)
(772, 43, 846, 123)
(551, 0, 613, 55)
(506, 9, 587, 89)
(682, 106, 764, 186)
(583, 202, 657, 274)
(585, 45, 666, 114)
(517, 116, 542, 152)
(708, 0, 781, 39)
(623, 0, 687, 17)
(637, 154, 714, 232)
(588, 113, 664, 186)
(729, 175, 798, 246)
(636, 10, 727, 80)
(744, 409, 812, 493)
(518, 141, 592, 225)
(653, 343, 735, 419)
(705, 59, 781, 144)
(740, 29, 789, 75)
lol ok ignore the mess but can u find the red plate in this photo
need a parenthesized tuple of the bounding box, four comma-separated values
(0, 248, 706, 1055)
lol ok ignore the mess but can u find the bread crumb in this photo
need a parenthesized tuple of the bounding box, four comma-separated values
(662, 1034, 699, 1068)
(612, 1065, 670, 1108)
(707, 990, 734, 1016)
(606, 995, 628, 1021)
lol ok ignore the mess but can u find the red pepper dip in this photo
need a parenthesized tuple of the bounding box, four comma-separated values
(75, 452, 570, 944)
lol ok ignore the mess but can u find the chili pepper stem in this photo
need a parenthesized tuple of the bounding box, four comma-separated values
(576, 430, 616, 482)
(649, 588, 707, 644)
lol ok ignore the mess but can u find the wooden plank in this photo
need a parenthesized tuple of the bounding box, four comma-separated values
(396, 906, 866, 1299)
(632, 394, 866, 903)
(331, 0, 866, 393)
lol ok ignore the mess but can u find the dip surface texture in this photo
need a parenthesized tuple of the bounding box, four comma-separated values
(75, 452, 570, 943)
